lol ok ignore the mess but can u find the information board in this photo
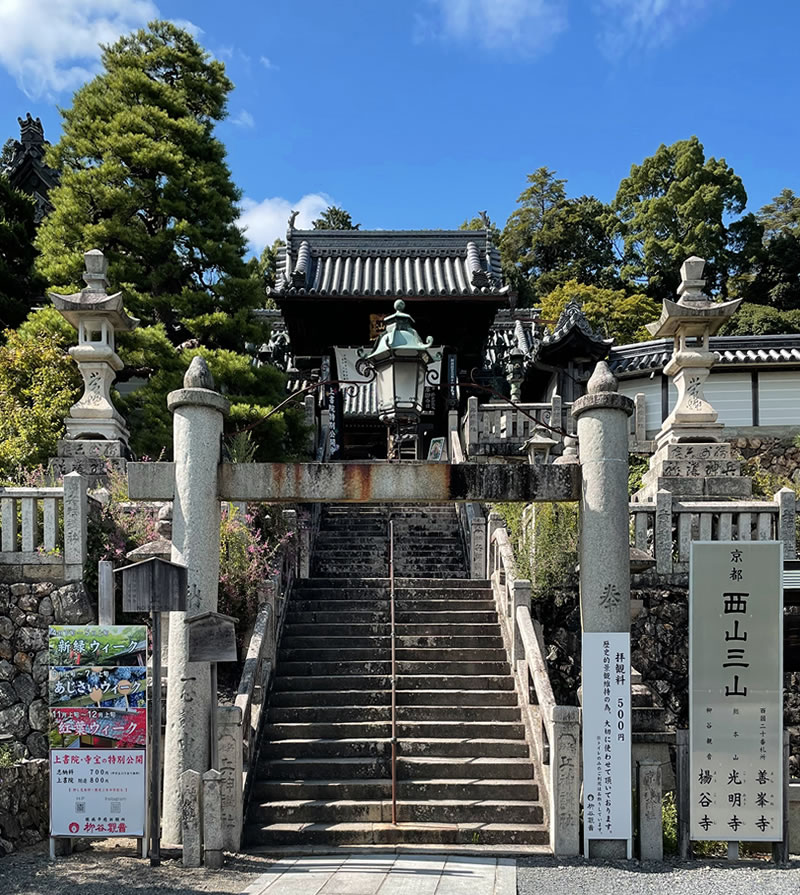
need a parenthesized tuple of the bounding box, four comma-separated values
(582, 631, 632, 853)
(690, 541, 783, 841)
(48, 625, 148, 838)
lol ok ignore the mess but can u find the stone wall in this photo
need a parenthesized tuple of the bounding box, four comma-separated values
(0, 759, 48, 854)
(734, 435, 800, 484)
(0, 581, 93, 760)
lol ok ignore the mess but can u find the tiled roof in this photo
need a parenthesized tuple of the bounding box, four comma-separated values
(270, 229, 509, 297)
(609, 334, 800, 375)
(541, 300, 611, 350)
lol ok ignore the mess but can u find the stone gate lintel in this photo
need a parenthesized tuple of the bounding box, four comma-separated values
(127, 461, 581, 504)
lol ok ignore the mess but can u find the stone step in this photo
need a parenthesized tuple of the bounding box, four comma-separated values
(263, 720, 526, 740)
(396, 624, 500, 636)
(253, 778, 539, 802)
(267, 704, 522, 723)
(249, 798, 544, 825)
(273, 675, 516, 692)
(397, 756, 534, 780)
(291, 587, 493, 600)
(283, 623, 390, 636)
(279, 647, 507, 662)
(281, 635, 504, 649)
(276, 661, 511, 677)
(263, 738, 529, 760)
(269, 689, 392, 707)
(268, 688, 519, 707)
(289, 599, 496, 613)
(243, 821, 548, 846)
(296, 578, 490, 588)
(263, 757, 388, 779)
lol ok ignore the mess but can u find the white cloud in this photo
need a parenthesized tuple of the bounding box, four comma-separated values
(0, 1, 201, 99)
(239, 193, 333, 253)
(596, 0, 718, 58)
(231, 109, 255, 128)
(417, 0, 567, 55)
(260, 55, 277, 70)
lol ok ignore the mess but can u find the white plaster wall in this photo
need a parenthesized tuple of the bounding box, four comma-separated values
(759, 371, 800, 426)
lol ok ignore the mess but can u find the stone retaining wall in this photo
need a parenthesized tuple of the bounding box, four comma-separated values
(0, 759, 48, 854)
(734, 435, 800, 483)
(0, 581, 93, 760)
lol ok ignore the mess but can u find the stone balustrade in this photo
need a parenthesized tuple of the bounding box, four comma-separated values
(488, 521, 581, 856)
(449, 428, 487, 578)
(0, 473, 89, 582)
(463, 395, 573, 458)
(630, 487, 797, 576)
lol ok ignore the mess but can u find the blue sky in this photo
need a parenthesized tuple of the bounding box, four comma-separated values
(1, 0, 798, 255)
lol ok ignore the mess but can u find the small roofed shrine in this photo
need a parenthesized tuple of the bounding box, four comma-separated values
(267, 223, 513, 459)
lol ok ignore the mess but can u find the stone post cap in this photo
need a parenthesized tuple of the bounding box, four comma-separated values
(677, 256, 708, 305)
(203, 768, 223, 782)
(572, 361, 633, 419)
(167, 356, 230, 416)
(82, 249, 109, 293)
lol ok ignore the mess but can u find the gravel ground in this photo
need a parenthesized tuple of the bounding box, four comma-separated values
(4, 843, 800, 895)
(518, 855, 800, 895)
(0, 840, 277, 895)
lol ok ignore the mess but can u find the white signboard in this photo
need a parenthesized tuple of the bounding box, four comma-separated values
(50, 748, 146, 836)
(690, 541, 783, 841)
(582, 631, 632, 853)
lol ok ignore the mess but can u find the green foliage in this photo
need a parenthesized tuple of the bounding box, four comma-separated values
(0, 321, 80, 479)
(490, 502, 527, 574)
(0, 743, 15, 767)
(628, 455, 650, 495)
(252, 238, 284, 299)
(613, 136, 747, 298)
(501, 168, 617, 304)
(530, 502, 579, 594)
(35, 20, 266, 352)
(662, 791, 678, 855)
(312, 206, 359, 230)
(758, 188, 800, 239)
(538, 280, 660, 344)
(459, 214, 502, 244)
(719, 302, 800, 335)
(0, 174, 45, 331)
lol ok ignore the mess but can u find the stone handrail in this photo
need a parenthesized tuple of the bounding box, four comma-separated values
(463, 395, 573, 458)
(629, 487, 796, 575)
(0, 473, 88, 581)
(449, 427, 487, 578)
(488, 520, 581, 856)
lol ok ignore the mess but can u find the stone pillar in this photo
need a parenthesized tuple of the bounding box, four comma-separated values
(217, 706, 243, 852)
(572, 361, 634, 859)
(161, 357, 229, 844)
(62, 472, 88, 582)
(637, 758, 663, 861)
(776, 487, 797, 560)
(180, 769, 202, 867)
(550, 705, 581, 857)
(202, 769, 224, 869)
(469, 514, 487, 579)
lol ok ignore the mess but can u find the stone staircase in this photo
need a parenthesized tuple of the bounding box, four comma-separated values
(244, 504, 548, 849)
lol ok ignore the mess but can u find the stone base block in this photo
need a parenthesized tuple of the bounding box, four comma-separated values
(655, 422, 724, 450)
(659, 442, 732, 461)
(57, 439, 126, 458)
(636, 475, 753, 502)
(647, 458, 742, 479)
(65, 417, 129, 443)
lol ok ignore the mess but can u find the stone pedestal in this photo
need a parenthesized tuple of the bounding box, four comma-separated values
(161, 357, 229, 844)
(49, 439, 127, 486)
(636, 441, 752, 501)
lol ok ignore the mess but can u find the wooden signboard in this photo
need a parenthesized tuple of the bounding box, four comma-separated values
(118, 557, 187, 613)
(187, 611, 238, 664)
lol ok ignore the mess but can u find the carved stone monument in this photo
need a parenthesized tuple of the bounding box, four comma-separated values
(635, 257, 751, 501)
(50, 250, 139, 482)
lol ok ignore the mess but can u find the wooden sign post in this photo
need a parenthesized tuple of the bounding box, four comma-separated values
(115, 557, 188, 866)
(186, 611, 237, 771)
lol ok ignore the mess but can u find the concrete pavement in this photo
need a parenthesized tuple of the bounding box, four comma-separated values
(240, 853, 516, 895)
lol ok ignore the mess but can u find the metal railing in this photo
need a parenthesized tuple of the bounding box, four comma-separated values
(389, 517, 397, 825)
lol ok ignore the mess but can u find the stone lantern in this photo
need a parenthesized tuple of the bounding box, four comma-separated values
(521, 425, 558, 465)
(50, 250, 139, 479)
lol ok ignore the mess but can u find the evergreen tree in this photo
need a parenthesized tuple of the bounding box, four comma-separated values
(35, 20, 266, 352)
(312, 206, 359, 230)
(612, 136, 747, 299)
(0, 174, 44, 331)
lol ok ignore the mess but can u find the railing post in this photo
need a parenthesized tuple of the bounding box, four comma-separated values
(298, 516, 311, 579)
(282, 509, 298, 577)
(676, 728, 691, 860)
(63, 472, 88, 581)
(550, 705, 581, 857)
(776, 487, 797, 560)
(550, 393, 562, 445)
(634, 393, 647, 446)
(655, 488, 673, 576)
(304, 393, 317, 456)
(511, 579, 531, 664)
(469, 513, 487, 579)
(466, 396, 479, 456)
(1, 495, 17, 552)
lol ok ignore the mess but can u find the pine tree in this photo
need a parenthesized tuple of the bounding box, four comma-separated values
(0, 174, 44, 331)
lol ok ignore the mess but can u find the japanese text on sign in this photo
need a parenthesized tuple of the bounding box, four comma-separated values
(690, 542, 783, 841)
